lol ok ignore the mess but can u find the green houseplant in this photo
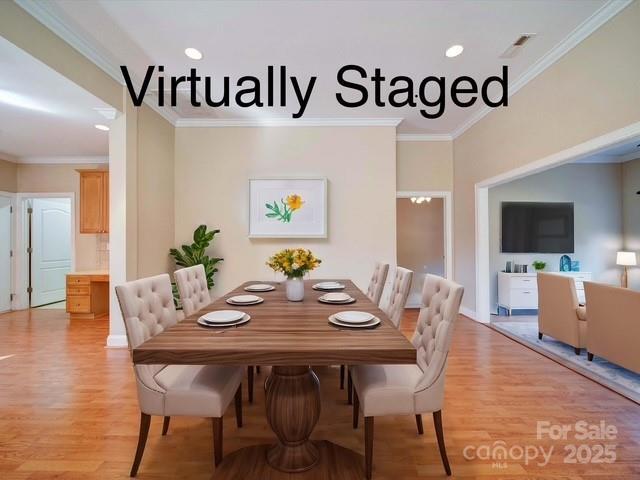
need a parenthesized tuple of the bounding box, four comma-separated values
(532, 260, 547, 271)
(169, 225, 223, 307)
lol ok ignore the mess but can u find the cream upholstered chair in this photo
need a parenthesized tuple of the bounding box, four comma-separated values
(383, 266, 414, 329)
(346, 266, 413, 400)
(366, 262, 389, 305)
(537, 273, 586, 355)
(174, 264, 211, 317)
(174, 265, 258, 403)
(115, 274, 244, 476)
(351, 274, 464, 479)
(584, 281, 640, 373)
(339, 263, 390, 389)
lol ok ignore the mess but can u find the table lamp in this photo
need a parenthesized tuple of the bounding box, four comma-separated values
(616, 251, 637, 288)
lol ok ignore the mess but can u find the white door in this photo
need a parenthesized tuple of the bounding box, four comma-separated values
(30, 198, 72, 307)
(0, 196, 11, 312)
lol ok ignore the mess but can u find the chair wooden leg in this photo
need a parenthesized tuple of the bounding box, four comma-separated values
(212, 417, 223, 467)
(588, 352, 594, 361)
(247, 366, 254, 403)
(353, 390, 359, 429)
(433, 410, 451, 476)
(234, 384, 243, 428)
(256, 366, 261, 374)
(340, 364, 345, 389)
(161, 416, 170, 436)
(130, 413, 151, 477)
(538, 332, 543, 340)
(347, 371, 353, 405)
(574, 347, 581, 355)
(415, 414, 424, 435)
(365, 416, 374, 480)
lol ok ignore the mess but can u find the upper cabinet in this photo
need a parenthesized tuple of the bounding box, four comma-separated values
(78, 170, 109, 233)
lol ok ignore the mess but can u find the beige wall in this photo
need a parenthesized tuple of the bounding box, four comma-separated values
(0, 158, 17, 192)
(453, 2, 640, 311)
(16, 163, 108, 271)
(175, 126, 397, 296)
(137, 105, 175, 277)
(396, 141, 453, 191)
(622, 158, 640, 289)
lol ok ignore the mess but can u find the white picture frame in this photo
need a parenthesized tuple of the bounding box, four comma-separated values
(249, 177, 327, 238)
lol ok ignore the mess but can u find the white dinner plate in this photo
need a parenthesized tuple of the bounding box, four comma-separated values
(312, 282, 345, 291)
(226, 295, 264, 305)
(322, 292, 351, 302)
(198, 314, 251, 328)
(244, 284, 276, 292)
(329, 315, 380, 329)
(318, 296, 355, 305)
(334, 310, 374, 324)
(200, 310, 245, 324)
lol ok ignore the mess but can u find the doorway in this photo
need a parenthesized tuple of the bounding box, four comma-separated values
(396, 191, 452, 307)
(0, 193, 13, 313)
(18, 195, 74, 308)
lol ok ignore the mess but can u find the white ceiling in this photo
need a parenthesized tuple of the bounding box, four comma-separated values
(20, 0, 623, 136)
(0, 35, 110, 160)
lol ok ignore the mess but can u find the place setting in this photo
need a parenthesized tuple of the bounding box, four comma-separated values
(328, 310, 381, 329)
(312, 281, 346, 291)
(244, 283, 276, 292)
(318, 291, 356, 305)
(226, 294, 264, 306)
(197, 310, 251, 328)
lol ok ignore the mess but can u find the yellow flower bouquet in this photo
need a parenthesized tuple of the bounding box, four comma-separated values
(266, 248, 321, 279)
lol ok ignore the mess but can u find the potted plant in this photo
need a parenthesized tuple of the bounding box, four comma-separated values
(266, 248, 321, 301)
(532, 260, 547, 272)
(169, 225, 223, 307)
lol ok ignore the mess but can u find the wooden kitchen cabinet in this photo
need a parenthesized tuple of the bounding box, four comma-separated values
(66, 272, 109, 320)
(78, 170, 109, 233)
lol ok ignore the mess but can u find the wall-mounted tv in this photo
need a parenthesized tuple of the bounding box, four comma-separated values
(501, 202, 574, 253)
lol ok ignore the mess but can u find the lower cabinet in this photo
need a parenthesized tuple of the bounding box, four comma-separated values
(66, 273, 109, 320)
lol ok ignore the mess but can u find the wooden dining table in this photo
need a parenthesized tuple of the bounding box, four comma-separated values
(133, 279, 416, 479)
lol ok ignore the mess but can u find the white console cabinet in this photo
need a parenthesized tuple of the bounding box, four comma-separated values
(497, 272, 592, 315)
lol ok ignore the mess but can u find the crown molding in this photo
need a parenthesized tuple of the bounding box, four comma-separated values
(0, 152, 20, 163)
(17, 155, 109, 165)
(396, 134, 452, 142)
(451, 0, 632, 139)
(175, 118, 403, 128)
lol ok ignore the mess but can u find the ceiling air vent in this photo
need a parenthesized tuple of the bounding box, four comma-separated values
(500, 34, 536, 59)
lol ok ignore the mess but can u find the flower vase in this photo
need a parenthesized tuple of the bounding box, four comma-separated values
(286, 277, 305, 302)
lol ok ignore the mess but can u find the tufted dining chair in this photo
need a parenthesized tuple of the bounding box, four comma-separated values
(116, 273, 244, 476)
(350, 274, 464, 479)
(174, 264, 212, 317)
(346, 266, 413, 399)
(174, 265, 258, 403)
(366, 262, 389, 305)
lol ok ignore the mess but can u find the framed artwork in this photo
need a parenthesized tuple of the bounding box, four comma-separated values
(249, 177, 327, 238)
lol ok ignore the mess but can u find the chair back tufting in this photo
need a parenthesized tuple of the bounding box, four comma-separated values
(174, 264, 212, 317)
(366, 262, 389, 305)
(383, 266, 413, 329)
(413, 275, 463, 399)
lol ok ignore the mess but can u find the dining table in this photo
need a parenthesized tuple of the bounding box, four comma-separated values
(132, 279, 416, 479)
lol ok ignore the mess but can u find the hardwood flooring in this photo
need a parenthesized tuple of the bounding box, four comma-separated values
(1, 308, 639, 479)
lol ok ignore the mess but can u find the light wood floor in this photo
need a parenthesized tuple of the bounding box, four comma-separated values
(0, 308, 638, 479)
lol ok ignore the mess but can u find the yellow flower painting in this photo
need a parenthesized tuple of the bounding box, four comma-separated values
(265, 194, 304, 223)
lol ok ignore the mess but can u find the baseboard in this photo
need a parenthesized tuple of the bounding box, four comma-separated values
(106, 334, 128, 348)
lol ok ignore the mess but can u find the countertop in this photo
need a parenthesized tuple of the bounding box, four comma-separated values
(67, 270, 109, 276)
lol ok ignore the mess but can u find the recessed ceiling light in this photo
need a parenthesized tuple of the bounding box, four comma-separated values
(445, 45, 464, 58)
(184, 47, 203, 60)
(94, 124, 110, 131)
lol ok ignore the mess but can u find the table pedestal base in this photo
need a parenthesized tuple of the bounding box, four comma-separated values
(212, 441, 365, 479)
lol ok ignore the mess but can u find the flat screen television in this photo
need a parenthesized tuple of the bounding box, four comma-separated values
(501, 202, 574, 253)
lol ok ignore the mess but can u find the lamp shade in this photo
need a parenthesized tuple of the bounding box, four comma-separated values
(616, 251, 637, 266)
